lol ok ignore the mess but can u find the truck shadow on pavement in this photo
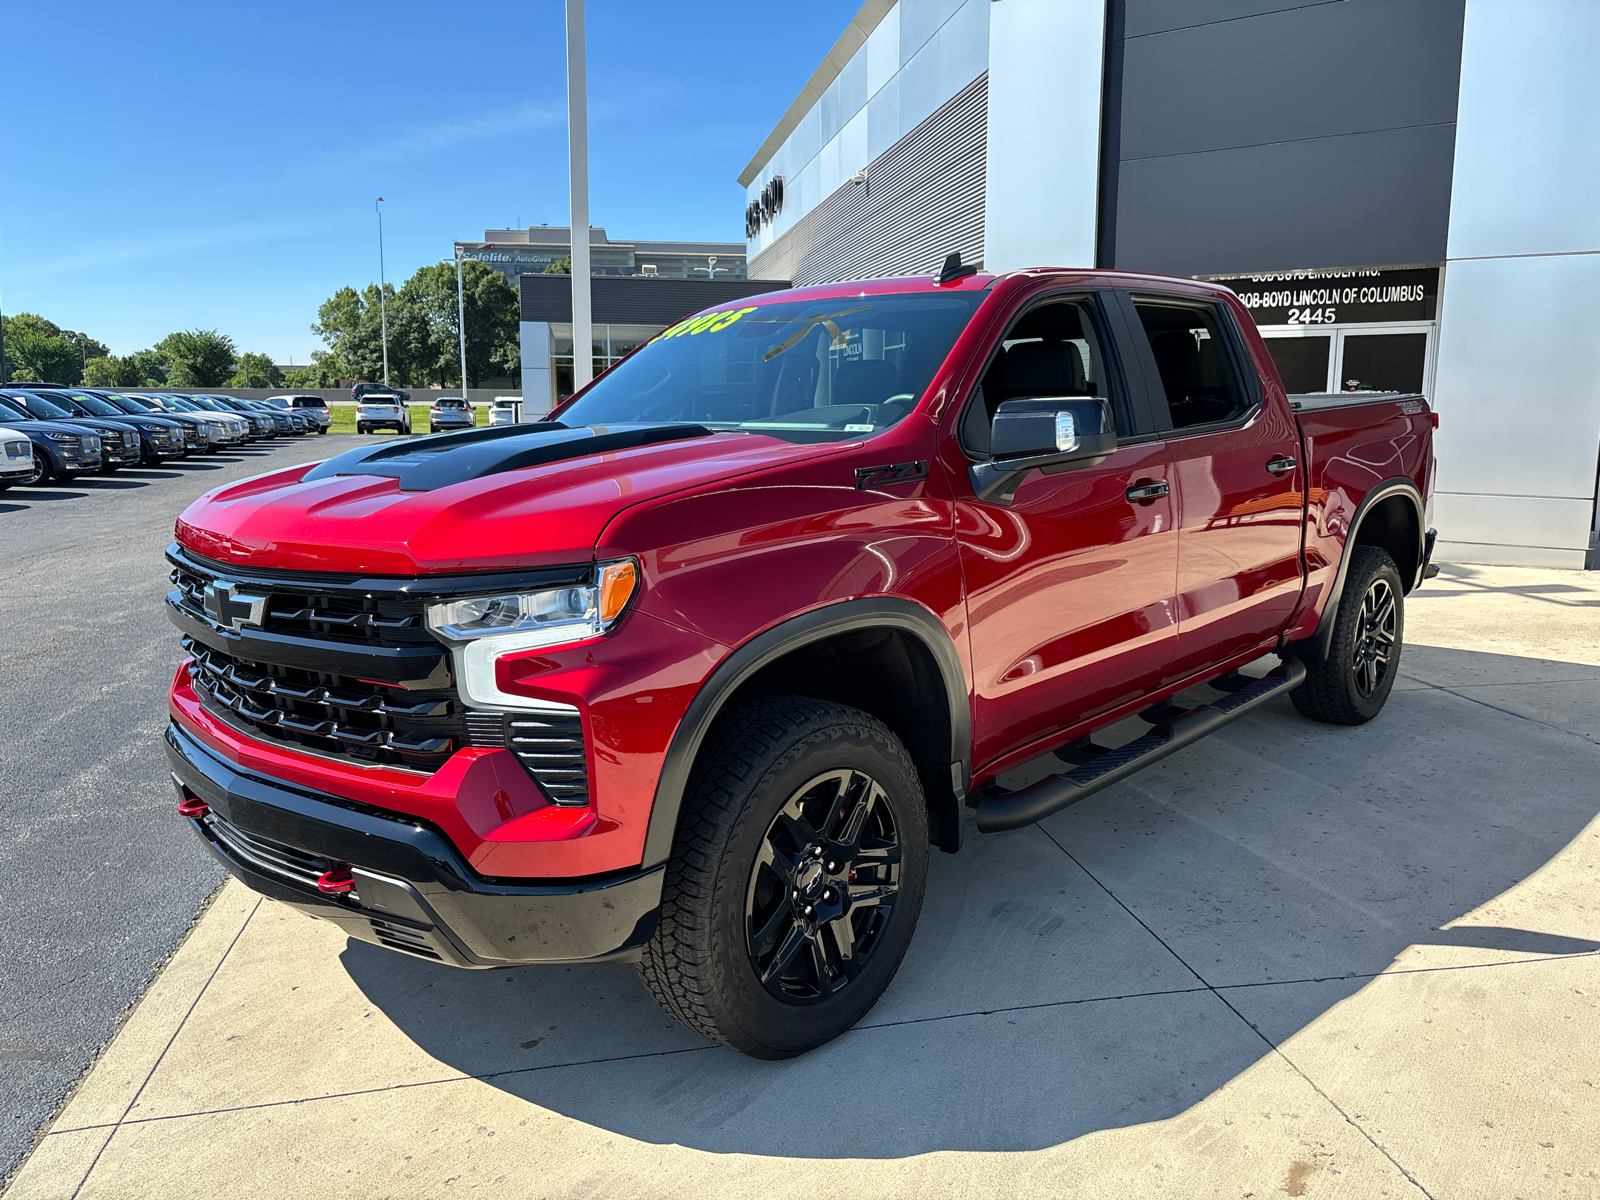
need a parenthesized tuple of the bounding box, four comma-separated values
(343, 643, 1600, 1158)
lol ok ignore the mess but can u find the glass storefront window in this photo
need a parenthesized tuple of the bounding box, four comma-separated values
(1263, 336, 1332, 394)
(1339, 333, 1428, 393)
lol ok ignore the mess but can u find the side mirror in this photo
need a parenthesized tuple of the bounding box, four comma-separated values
(970, 396, 1118, 504)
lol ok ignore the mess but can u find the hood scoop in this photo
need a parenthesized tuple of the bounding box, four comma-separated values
(301, 422, 714, 492)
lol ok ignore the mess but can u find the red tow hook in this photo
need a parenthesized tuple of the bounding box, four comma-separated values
(177, 797, 210, 819)
(316, 867, 357, 895)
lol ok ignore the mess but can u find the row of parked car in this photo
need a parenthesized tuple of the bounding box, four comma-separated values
(0, 388, 334, 489)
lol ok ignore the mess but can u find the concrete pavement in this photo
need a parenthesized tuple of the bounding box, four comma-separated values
(0, 437, 369, 1181)
(5, 563, 1598, 1199)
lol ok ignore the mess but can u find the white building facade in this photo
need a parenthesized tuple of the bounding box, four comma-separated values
(742, 0, 1600, 569)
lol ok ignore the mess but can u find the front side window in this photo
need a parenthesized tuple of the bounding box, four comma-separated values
(1132, 301, 1250, 430)
(557, 292, 985, 444)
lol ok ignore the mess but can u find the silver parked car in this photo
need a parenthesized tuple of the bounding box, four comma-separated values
(428, 396, 475, 432)
(266, 395, 332, 434)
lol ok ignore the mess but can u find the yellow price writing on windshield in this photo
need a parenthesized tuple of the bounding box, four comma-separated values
(659, 307, 758, 339)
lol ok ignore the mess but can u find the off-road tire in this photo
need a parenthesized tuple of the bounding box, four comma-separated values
(1292, 545, 1404, 725)
(637, 696, 928, 1058)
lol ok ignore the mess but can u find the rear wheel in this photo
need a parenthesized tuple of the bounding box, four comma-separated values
(637, 696, 928, 1058)
(1292, 545, 1404, 725)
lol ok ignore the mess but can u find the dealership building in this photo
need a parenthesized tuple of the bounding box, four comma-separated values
(741, 0, 1600, 568)
(458, 226, 751, 286)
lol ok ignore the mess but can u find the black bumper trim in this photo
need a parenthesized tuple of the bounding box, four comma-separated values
(165, 721, 662, 966)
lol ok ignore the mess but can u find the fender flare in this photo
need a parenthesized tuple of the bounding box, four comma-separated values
(639, 597, 972, 868)
(1297, 476, 1424, 664)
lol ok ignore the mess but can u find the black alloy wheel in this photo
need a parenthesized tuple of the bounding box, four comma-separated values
(1292, 544, 1404, 725)
(638, 696, 928, 1058)
(746, 768, 902, 1003)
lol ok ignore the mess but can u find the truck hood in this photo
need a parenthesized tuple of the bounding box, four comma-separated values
(174, 423, 825, 574)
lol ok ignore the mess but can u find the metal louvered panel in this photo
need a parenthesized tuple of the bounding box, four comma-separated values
(505, 712, 590, 806)
(750, 74, 989, 288)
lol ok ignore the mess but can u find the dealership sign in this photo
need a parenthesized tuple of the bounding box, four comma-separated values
(455, 243, 555, 266)
(1200, 265, 1439, 326)
(745, 176, 785, 238)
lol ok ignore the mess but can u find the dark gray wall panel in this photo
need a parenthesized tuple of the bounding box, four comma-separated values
(1120, 0, 1465, 160)
(520, 275, 789, 325)
(1114, 122, 1458, 276)
(1125, 0, 1332, 39)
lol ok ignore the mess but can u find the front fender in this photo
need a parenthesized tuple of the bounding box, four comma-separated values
(638, 596, 973, 868)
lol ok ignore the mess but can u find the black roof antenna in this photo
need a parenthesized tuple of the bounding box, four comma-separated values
(936, 251, 979, 285)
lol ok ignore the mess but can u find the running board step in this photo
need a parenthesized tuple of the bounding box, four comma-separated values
(975, 658, 1307, 834)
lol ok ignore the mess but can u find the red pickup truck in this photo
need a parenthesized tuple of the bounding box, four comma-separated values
(164, 264, 1436, 1058)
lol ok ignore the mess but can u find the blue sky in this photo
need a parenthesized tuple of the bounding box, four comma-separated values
(0, 0, 859, 363)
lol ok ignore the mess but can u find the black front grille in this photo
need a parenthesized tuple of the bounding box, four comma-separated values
(169, 550, 593, 797)
(185, 636, 461, 772)
(171, 563, 435, 650)
(208, 813, 334, 888)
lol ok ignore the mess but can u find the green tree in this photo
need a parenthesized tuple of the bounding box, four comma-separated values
(127, 349, 168, 386)
(230, 352, 283, 388)
(543, 256, 571, 275)
(285, 351, 342, 388)
(398, 260, 520, 387)
(157, 329, 237, 388)
(2, 313, 80, 384)
(82, 355, 147, 388)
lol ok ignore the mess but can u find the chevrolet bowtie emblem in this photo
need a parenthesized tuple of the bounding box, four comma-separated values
(203, 581, 268, 631)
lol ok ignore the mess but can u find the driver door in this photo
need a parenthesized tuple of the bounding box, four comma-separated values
(952, 293, 1178, 770)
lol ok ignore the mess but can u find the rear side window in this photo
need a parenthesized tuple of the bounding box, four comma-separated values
(1131, 301, 1250, 430)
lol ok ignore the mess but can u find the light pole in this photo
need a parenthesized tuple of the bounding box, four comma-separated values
(566, 0, 592, 391)
(376, 197, 391, 386)
(453, 248, 469, 396)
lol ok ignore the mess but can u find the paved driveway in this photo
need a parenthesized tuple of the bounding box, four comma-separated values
(0, 438, 365, 1183)
(5, 536, 1597, 1198)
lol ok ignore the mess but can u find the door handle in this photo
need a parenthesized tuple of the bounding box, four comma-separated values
(1266, 455, 1297, 475)
(1125, 480, 1170, 503)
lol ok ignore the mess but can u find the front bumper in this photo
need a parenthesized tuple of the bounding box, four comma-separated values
(165, 720, 663, 968)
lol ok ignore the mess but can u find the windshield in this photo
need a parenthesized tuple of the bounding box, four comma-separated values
(436, 399, 467, 408)
(0, 398, 33, 421)
(103, 394, 150, 413)
(292, 397, 323, 407)
(187, 397, 222, 411)
(557, 291, 983, 443)
(65, 392, 122, 416)
(14, 394, 75, 420)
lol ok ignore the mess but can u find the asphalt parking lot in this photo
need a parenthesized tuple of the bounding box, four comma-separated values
(3, 448, 1597, 1198)
(0, 437, 370, 1182)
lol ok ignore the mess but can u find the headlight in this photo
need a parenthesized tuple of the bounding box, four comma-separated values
(44, 431, 80, 443)
(426, 561, 638, 709)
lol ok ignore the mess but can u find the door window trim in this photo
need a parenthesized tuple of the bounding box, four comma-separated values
(954, 290, 1152, 462)
(1116, 291, 1266, 439)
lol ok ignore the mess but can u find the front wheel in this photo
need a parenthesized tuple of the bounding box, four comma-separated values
(637, 696, 928, 1058)
(1292, 545, 1404, 725)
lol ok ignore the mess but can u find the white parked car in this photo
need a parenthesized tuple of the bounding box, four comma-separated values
(0, 427, 35, 488)
(266, 394, 332, 434)
(356, 393, 412, 435)
(487, 397, 524, 427)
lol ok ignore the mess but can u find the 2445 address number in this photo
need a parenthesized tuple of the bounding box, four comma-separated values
(1286, 307, 1337, 325)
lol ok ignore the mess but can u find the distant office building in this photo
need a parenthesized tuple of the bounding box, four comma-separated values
(456, 227, 751, 288)
(740, 0, 1600, 569)
(519, 274, 789, 409)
